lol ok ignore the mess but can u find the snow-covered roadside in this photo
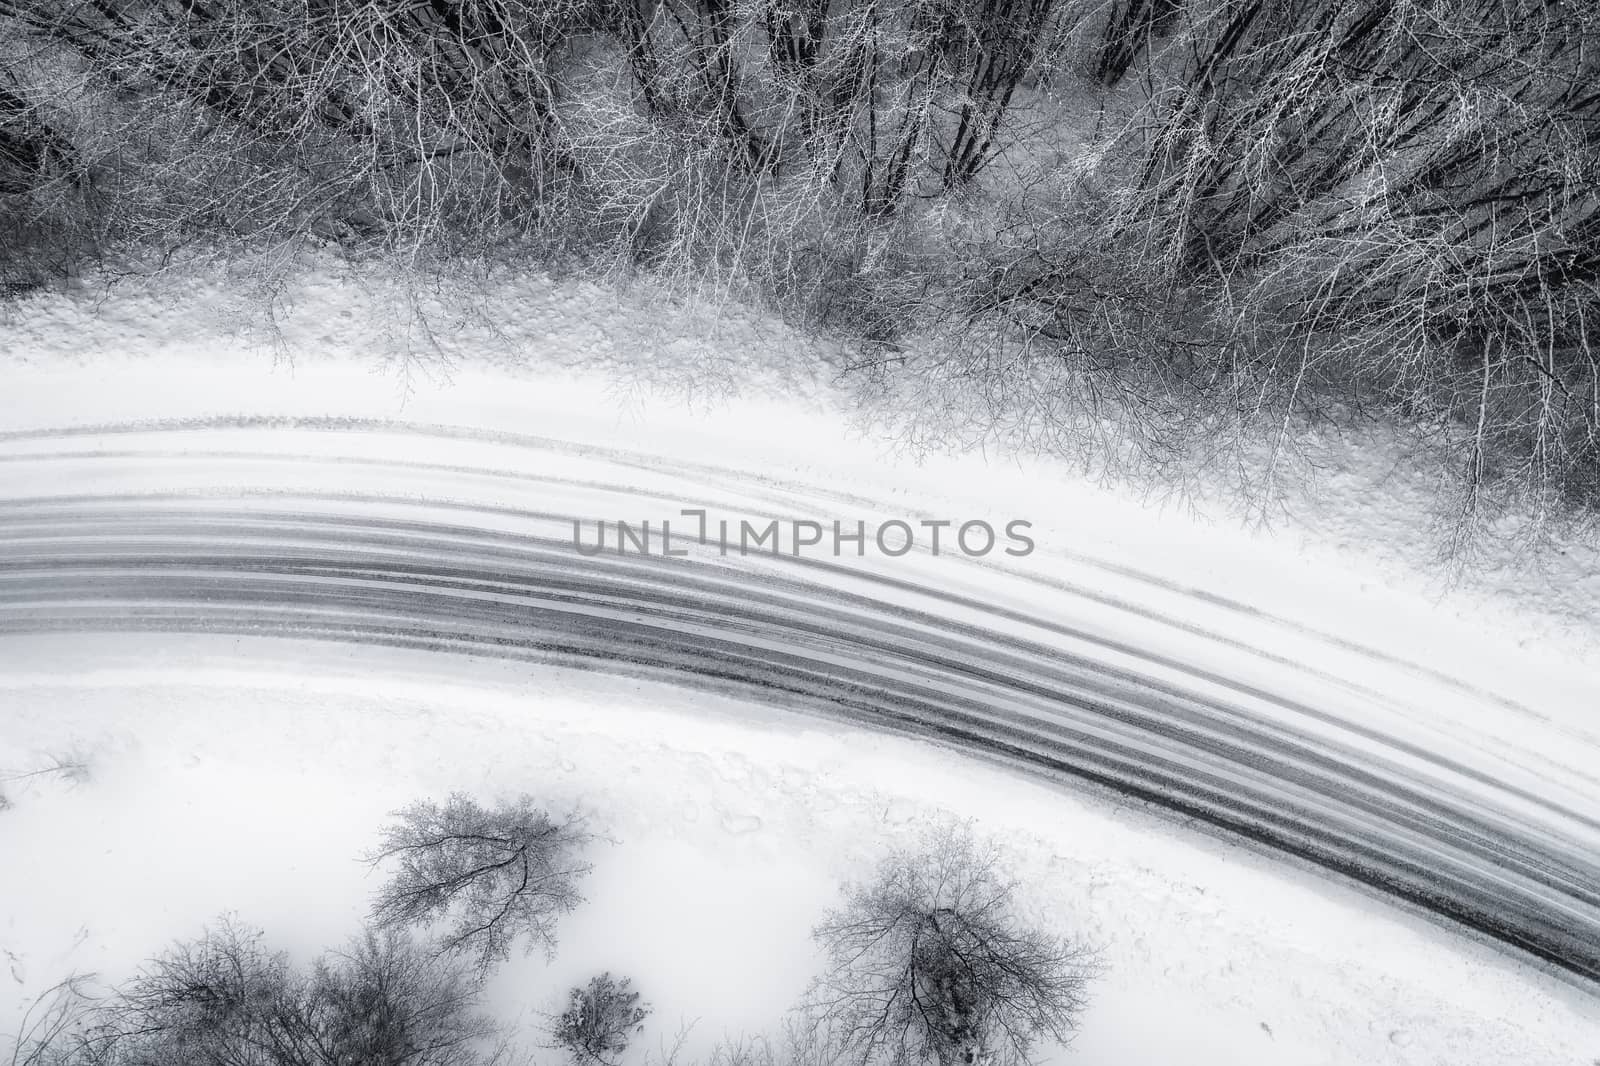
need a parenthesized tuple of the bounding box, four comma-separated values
(3, 635, 1597, 1066)
(1, 258, 1599, 1064)
(2, 254, 1597, 682)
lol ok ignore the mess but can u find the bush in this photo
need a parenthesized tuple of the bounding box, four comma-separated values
(0, 748, 96, 813)
(805, 826, 1095, 1066)
(7, 976, 98, 1066)
(552, 973, 651, 1066)
(695, 1022, 833, 1066)
(51, 919, 499, 1066)
(307, 928, 497, 1066)
(2, 748, 93, 787)
(369, 793, 594, 974)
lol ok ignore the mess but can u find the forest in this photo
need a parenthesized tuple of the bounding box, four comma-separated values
(2, 0, 1597, 515)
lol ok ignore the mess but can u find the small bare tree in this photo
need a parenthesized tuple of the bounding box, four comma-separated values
(34, 919, 499, 1066)
(2, 748, 93, 791)
(806, 825, 1095, 1066)
(368, 793, 594, 975)
(552, 973, 651, 1066)
(306, 927, 498, 1066)
(699, 1019, 833, 1066)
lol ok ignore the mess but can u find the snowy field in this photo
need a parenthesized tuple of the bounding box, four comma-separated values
(2, 261, 1599, 1064)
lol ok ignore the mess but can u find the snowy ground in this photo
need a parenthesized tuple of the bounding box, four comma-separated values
(1, 257, 1599, 1064)
(5, 640, 1598, 1066)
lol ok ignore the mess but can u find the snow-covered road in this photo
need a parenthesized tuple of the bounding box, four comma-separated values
(4, 413, 1597, 984)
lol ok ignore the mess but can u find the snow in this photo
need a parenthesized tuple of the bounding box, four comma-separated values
(1, 253, 1599, 1064)
(4, 639, 1597, 1065)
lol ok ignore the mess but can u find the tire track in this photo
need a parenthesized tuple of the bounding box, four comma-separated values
(1, 422, 1597, 982)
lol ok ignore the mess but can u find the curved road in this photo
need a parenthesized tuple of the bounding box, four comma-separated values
(2, 417, 1598, 982)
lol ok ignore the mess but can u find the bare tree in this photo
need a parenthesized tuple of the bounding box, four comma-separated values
(7, 975, 99, 1066)
(552, 973, 651, 1066)
(805, 825, 1095, 1066)
(100, 916, 296, 1064)
(305, 927, 500, 1066)
(697, 1019, 834, 1066)
(0, 80, 76, 196)
(368, 793, 594, 975)
(50, 918, 500, 1066)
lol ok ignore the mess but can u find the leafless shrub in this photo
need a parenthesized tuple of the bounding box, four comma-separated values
(50, 919, 501, 1066)
(368, 793, 594, 975)
(7, 975, 100, 1066)
(1, 747, 95, 795)
(804, 825, 1096, 1066)
(552, 973, 652, 1066)
(698, 1020, 833, 1066)
(306, 927, 501, 1066)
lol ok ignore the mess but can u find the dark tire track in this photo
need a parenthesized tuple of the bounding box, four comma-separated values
(1, 422, 1597, 983)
